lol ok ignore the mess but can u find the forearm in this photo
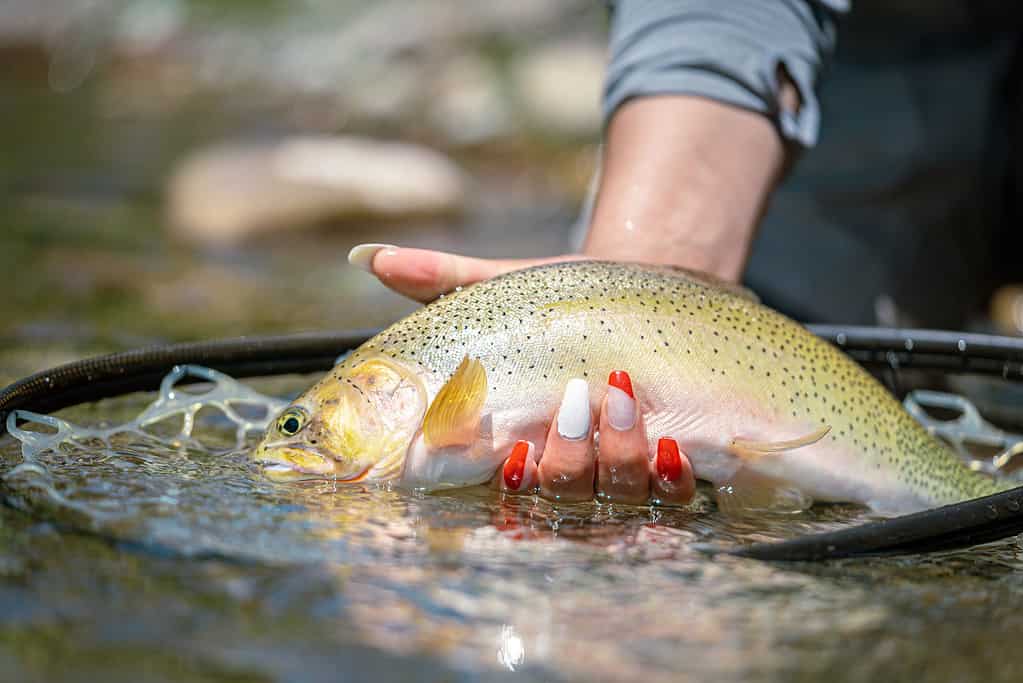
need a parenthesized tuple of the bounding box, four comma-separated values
(584, 95, 790, 282)
(590, 0, 846, 282)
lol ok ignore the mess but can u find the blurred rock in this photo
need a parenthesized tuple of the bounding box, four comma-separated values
(429, 55, 513, 145)
(186, 0, 599, 106)
(990, 285, 1023, 336)
(167, 136, 466, 246)
(346, 60, 431, 126)
(510, 41, 606, 138)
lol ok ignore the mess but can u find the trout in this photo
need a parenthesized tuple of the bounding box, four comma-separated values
(253, 261, 1007, 514)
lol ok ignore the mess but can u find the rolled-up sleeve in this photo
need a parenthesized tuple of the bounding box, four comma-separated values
(604, 0, 849, 147)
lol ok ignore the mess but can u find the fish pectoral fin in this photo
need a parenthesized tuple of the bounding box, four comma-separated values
(729, 425, 831, 461)
(716, 468, 813, 515)
(423, 356, 488, 449)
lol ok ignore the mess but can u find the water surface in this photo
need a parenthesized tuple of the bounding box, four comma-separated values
(2, 378, 1023, 682)
(4, 2, 1023, 680)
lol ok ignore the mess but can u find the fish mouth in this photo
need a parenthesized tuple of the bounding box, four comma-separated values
(254, 445, 372, 483)
(259, 462, 374, 484)
(258, 462, 325, 482)
(255, 444, 335, 480)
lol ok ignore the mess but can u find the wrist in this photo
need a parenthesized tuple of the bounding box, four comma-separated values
(582, 160, 753, 281)
(583, 96, 789, 283)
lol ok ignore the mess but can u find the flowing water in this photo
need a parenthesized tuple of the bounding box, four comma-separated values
(3, 367, 1023, 682)
(5, 1, 1023, 680)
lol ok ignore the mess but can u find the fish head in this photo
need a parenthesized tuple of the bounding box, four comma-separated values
(253, 355, 428, 483)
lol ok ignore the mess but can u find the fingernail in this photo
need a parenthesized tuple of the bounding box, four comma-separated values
(657, 437, 683, 483)
(347, 243, 397, 272)
(503, 440, 532, 490)
(607, 370, 636, 431)
(557, 378, 590, 440)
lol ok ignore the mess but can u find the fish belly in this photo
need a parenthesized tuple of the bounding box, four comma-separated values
(640, 399, 929, 514)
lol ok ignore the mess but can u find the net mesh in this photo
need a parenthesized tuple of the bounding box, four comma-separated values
(3, 365, 288, 518)
(5, 364, 1023, 486)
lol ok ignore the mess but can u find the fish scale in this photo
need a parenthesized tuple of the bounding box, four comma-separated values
(267, 261, 1008, 512)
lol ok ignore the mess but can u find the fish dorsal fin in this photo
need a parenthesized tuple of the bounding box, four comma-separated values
(649, 264, 760, 303)
(423, 356, 488, 448)
(730, 425, 831, 461)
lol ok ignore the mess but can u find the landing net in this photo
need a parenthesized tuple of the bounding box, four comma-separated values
(5, 364, 1023, 513)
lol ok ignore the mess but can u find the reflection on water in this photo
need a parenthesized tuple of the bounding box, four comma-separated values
(5, 1, 1023, 680)
(3, 378, 1023, 682)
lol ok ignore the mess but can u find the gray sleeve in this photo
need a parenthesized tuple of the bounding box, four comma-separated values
(604, 0, 849, 147)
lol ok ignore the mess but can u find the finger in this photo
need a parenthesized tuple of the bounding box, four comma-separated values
(348, 244, 587, 303)
(650, 437, 696, 505)
(499, 440, 538, 494)
(538, 378, 596, 501)
(596, 371, 650, 504)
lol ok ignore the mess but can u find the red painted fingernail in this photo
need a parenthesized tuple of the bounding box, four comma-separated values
(657, 437, 683, 483)
(608, 370, 634, 399)
(503, 440, 530, 490)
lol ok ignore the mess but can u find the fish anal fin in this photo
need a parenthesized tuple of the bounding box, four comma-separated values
(423, 356, 488, 449)
(730, 425, 831, 461)
(716, 468, 813, 516)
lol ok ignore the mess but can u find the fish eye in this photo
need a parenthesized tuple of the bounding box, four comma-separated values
(277, 408, 307, 437)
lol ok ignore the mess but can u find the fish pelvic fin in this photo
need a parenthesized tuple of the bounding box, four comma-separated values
(423, 356, 488, 449)
(729, 424, 831, 461)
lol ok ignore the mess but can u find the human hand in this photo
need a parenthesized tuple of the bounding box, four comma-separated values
(349, 91, 787, 304)
(496, 371, 695, 505)
(349, 244, 586, 304)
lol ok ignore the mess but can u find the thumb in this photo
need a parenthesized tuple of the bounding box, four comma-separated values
(348, 245, 586, 303)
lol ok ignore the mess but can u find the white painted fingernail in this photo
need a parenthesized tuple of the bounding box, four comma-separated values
(347, 243, 396, 272)
(606, 386, 636, 431)
(557, 378, 590, 440)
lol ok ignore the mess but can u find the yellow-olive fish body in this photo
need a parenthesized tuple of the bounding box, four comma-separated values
(254, 261, 1007, 514)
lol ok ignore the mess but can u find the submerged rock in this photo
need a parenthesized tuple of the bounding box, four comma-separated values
(167, 136, 466, 246)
